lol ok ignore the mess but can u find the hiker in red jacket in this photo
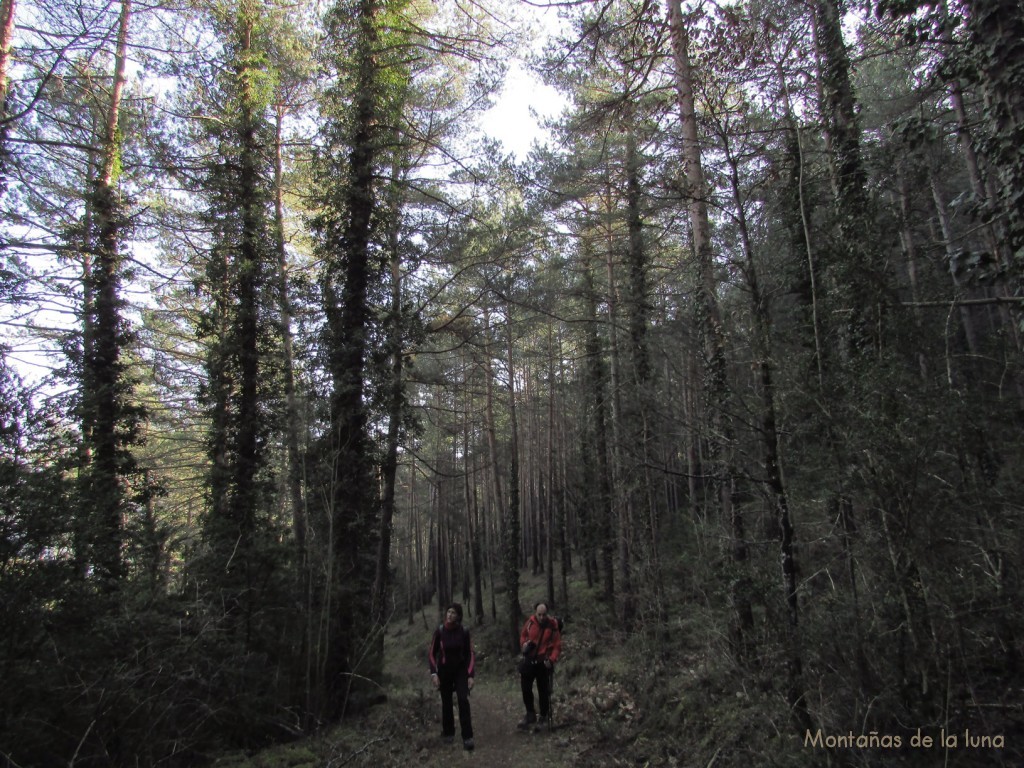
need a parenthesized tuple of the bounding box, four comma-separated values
(428, 603, 476, 750)
(517, 601, 561, 729)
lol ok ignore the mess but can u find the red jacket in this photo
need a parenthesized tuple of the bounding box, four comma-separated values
(520, 614, 561, 663)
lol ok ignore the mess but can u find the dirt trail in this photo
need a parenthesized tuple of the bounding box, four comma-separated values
(385, 627, 574, 767)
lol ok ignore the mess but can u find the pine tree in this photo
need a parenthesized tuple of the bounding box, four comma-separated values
(194, 0, 285, 645)
(78, 0, 144, 592)
(311, 0, 406, 717)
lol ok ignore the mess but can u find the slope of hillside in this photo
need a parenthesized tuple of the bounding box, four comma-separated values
(211, 568, 1021, 768)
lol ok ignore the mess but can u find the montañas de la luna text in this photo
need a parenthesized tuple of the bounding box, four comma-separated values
(804, 729, 1005, 750)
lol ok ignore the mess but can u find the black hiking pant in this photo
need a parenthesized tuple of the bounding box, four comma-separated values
(520, 660, 552, 718)
(438, 666, 473, 739)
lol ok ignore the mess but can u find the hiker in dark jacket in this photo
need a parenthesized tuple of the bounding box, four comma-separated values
(428, 603, 476, 750)
(517, 601, 561, 729)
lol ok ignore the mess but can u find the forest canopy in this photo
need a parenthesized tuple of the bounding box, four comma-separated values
(0, 0, 1022, 765)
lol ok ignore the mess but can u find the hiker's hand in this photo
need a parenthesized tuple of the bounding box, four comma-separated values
(544, 660, 552, 670)
(431, 673, 439, 689)
(468, 677, 475, 691)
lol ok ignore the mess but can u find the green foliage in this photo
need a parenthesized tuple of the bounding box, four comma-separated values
(2, 0, 1024, 765)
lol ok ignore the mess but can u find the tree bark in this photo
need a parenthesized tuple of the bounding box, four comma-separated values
(0, 0, 16, 117)
(372, 169, 405, 632)
(582, 254, 615, 604)
(667, 0, 752, 653)
(321, 0, 384, 718)
(724, 130, 814, 732)
(273, 103, 307, 576)
(502, 305, 523, 649)
(81, 0, 134, 591)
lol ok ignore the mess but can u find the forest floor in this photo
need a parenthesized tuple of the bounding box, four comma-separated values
(208, 565, 1024, 768)
(363, 618, 580, 768)
(210, 569, 658, 768)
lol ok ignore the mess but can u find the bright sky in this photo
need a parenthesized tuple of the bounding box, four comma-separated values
(476, 0, 569, 159)
(478, 60, 567, 159)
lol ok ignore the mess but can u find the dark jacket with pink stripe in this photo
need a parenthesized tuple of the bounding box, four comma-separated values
(428, 622, 476, 677)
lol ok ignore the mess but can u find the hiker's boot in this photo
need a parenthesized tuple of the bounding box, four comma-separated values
(463, 738, 475, 751)
(536, 716, 548, 731)
(517, 712, 536, 730)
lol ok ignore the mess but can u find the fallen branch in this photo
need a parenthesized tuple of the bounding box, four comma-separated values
(327, 736, 389, 767)
(902, 297, 1024, 307)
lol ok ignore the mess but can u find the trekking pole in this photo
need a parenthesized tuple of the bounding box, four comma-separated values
(548, 664, 555, 732)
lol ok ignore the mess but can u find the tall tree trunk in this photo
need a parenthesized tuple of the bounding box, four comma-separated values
(503, 303, 522, 650)
(482, 305, 519, 646)
(273, 103, 307, 579)
(272, 98, 315, 718)
(321, 0, 384, 718)
(776, 67, 825, 388)
(0, 0, 16, 121)
(582, 254, 615, 604)
(232, 15, 266, 648)
(724, 133, 814, 733)
(81, 0, 134, 591)
(959, 0, 1024, 403)
(667, 0, 752, 654)
(930, 171, 980, 361)
(946, 49, 1024, 369)
(623, 125, 665, 621)
(895, 168, 930, 382)
(812, 0, 887, 357)
(963, 0, 1024, 270)
(199, 6, 282, 651)
(465, 416, 485, 623)
(602, 185, 634, 623)
(545, 320, 556, 606)
(372, 167, 405, 633)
